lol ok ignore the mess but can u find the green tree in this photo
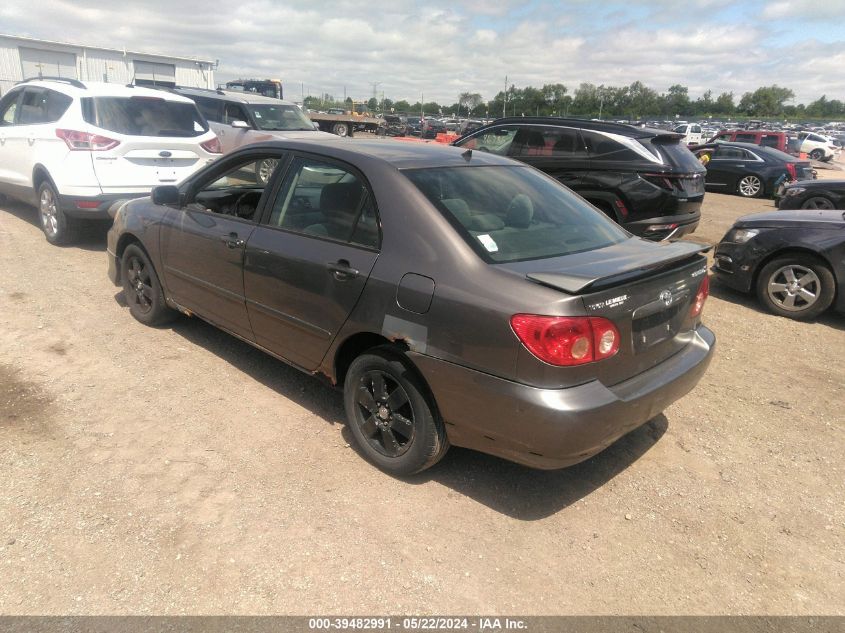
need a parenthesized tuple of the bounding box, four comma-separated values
(737, 85, 794, 117)
(713, 92, 735, 115)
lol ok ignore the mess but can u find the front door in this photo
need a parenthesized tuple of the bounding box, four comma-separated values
(159, 151, 286, 340)
(243, 155, 380, 370)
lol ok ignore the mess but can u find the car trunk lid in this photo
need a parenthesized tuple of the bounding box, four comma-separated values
(504, 238, 711, 387)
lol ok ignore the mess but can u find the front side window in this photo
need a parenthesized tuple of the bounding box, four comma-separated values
(223, 103, 250, 125)
(760, 135, 780, 148)
(404, 165, 627, 264)
(0, 90, 21, 126)
(456, 127, 518, 155)
(188, 155, 283, 219)
(82, 96, 208, 137)
(268, 158, 379, 249)
(248, 104, 314, 131)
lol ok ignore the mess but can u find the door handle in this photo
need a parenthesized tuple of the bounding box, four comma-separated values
(220, 232, 245, 249)
(326, 259, 359, 280)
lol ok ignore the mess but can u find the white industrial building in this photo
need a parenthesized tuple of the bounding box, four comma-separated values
(0, 34, 216, 96)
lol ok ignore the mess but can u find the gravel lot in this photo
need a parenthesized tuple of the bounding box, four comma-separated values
(0, 162, 843, 615)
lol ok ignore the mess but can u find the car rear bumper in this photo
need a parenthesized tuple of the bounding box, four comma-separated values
(626, 212, 701, 241)
(410, 325, 715, 470)
(60, 192, 148, 219)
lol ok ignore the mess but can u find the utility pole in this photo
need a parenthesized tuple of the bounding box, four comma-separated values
(503, 75, 507, 118)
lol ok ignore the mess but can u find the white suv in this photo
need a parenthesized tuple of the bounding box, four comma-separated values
(797, 131, 840, 162)
(0, 78, 221, 244)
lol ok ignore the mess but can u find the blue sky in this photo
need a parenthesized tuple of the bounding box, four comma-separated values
(2, 0, 844, 106)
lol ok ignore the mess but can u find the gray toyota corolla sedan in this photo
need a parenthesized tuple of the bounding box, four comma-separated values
(107, 139, 715, 475)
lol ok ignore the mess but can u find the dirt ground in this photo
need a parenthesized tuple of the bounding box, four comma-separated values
(0, 164, 843, 616)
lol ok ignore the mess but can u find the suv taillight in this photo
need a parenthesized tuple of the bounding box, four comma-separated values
(200, 136, 222, 154)
(510, 315, 620, 366)
(690, 276, 710, 318)
(56, 129, 119, 151)
(786, 163, 797, 180)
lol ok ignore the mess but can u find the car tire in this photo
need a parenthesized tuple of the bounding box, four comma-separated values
(121, 243, 176, 326)
(332, 122, 349, 137)
(344, 347, 449, 475)
(737, 175, 763, 198)
(255, 158, 280, 185)
(800, 196, 835, 210)
(38, 181, 76, 245)
(809, 149, 824, 161)
(756, 254, 835, 320)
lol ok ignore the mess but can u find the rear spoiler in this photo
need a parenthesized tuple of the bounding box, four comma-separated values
(650, 132, 685, 143)
(527, 241, 711, 294)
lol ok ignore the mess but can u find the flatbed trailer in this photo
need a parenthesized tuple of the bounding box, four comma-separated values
(308, 112, 383, 137)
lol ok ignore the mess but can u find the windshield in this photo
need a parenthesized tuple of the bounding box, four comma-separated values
(83, 97, 208, 137)
(404, 166, 628, 263)
(248, 104, 315, 131)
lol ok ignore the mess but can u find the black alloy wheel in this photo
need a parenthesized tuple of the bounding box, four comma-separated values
(344, 348, 449, 475)
(800, 196, 835, 210)
(121, 244, 176, 326)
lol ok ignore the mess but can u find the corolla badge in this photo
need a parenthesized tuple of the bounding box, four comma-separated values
(659, 289, 674, 306)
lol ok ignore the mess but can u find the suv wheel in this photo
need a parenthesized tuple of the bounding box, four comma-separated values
(344, 348, 449, 475)
(737, 175, 763, 198)
(38, 181, 76, 245)
(756, 255, 835, 320)
(809, 149, 824, 161)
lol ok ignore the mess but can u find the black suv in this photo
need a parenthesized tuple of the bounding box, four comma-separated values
(453, 118, 706, 240)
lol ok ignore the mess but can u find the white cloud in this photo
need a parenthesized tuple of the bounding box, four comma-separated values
(0, 0, 843, 106)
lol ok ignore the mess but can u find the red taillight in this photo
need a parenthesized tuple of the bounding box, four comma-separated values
(56, 129, 119, 151)
(786, 163, 797, 180)
(510, 315, 620, 366)
(200, 136, 222, 154)
(690, 275, 710, 318)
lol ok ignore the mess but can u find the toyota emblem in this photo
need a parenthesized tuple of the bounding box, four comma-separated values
(659, 290, 673, 306)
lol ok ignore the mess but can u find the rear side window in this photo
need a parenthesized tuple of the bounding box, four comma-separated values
(581, 130, 643, 162)
(404, 165, 627, 264)
(82, 96, 208, 137)
(760, 135, 780, 148)
(268, 158, 379, 249)
(192, 96, 221, 122)
(18, 88, 48, 124)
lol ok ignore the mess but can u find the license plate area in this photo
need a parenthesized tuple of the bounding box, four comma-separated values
(632, 299, 686, 352)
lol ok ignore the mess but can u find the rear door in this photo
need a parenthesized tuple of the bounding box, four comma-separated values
(508, 125, 588, 189)
(706, 145, 751, 189)
(160, 150, 286, 340)
(243, 155, 380, 370)
(82, 95, 213, 192)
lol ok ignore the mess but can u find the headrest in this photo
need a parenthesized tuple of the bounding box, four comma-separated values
(506, 194, 534, 228)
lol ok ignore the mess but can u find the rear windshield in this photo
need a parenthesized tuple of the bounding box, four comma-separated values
(82, 96, 208, 137)
(248, 104, 314, 131)
(645, 140, 706, 173)
(404, 165, 628, 264)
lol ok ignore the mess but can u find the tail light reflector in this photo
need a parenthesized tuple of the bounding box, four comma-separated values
(200, 136, 222, 154)
(56, 129, 119, 151)
(510, 315, 620, 366)
(75, 201, 100, 209)
(690, 275, 710, 318)
(786, 163, 797, 180)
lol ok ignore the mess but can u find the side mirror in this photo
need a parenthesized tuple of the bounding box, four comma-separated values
(231, 120, 250, 129)
(151, 185, 180, 206)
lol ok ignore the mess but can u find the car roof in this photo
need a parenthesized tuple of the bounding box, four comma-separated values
(173, 86, 299, 106)
(478, 116, 670, 139)
(235, 138, 518, 170)
(15, 79, 195, 103)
